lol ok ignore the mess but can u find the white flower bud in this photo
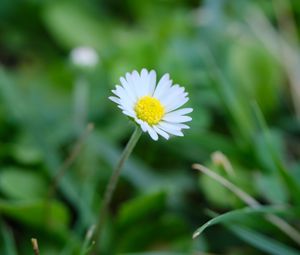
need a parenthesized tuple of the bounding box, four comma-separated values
(70, 46, 99, 68)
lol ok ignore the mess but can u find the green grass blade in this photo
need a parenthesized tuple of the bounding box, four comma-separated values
(193, 206, 286, 239)
(0, 220, 18, 255)
(229, 225, 300, 255)
(252, 102, 300, 205)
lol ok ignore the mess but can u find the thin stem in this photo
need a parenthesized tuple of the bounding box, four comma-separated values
(192, 164, 259, 207)
(44, 123, 94, 226)
(48, 123, 94, 198)
(91, 126, 142, 254)
(80, 225, 96, 255)
(31, 238, 40, 255)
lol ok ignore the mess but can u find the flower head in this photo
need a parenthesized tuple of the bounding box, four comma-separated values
(70, 46, 99, 68)
(109, 69, 193, 140)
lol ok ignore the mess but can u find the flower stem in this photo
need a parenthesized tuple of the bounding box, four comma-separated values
(91, 126, 142, 254)
(31, 238, 40, 255)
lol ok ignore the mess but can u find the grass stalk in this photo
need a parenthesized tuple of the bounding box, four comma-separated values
(192, 163, 300, 246)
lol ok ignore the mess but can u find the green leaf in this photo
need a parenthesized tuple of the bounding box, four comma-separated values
(0, 220, 17, 255)
(252, 103, 300, 205)
(228, 37, 281, 115)
(12, 143, 43, 164)
(0, 199, 70, 233)
(0, 167, 47, 199)
(254, 129, 285, 174)
(229, 225, 300, 255)
(255, 172, 288, 204)
(116, 214, 189, 253)
(200, 171, 234, 207)
(193, 206, 287, 239)
(42, 1, 106, 50)
(203, 48, 255, 142)
(117, 191, 166, 229)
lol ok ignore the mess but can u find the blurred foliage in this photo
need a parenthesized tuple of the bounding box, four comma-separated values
(0, 0, 300, 254)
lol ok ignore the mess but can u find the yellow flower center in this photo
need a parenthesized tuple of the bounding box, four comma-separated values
(134, 96, 165, 125)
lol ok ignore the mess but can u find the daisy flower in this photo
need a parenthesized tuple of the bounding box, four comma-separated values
(70, 46, 99, 68)
(109, 69, 193, 140)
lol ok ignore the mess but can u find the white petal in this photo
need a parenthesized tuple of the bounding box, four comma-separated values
(141, 68, 148, 79)
(164, 108, 193, 118)
(148, 70, 156, 96)
(118, 97, 135, 113)
(120, 76, 137, 102)
(132, 70, 143, 97)
(153, 73, 171, 99)
(140, 69, 149, 95)
(158, 121, 181, 131)
(163, 115, 192, 123)
(145, 124, 159, 141)
(122, 110, 135, 118)
(109, 96, 120, 104)
(119, 99, 135, 113)
(112, 85, 135, 107)
(153, 126, 169, 140)
(116, 102, 132, 116)
(126, 72, 139, 98)
(160, 85, 185, 106)
(173, 123, 190, 129)
(111, 87, 121, 97)
(158, 122, 184, 136)
(165, 96, 189, 112)
(135, 119, 147, 132)
(155, 80, 172, 101)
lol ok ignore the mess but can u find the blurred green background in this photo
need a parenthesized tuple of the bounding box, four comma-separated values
(1, 0, 300, 254)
